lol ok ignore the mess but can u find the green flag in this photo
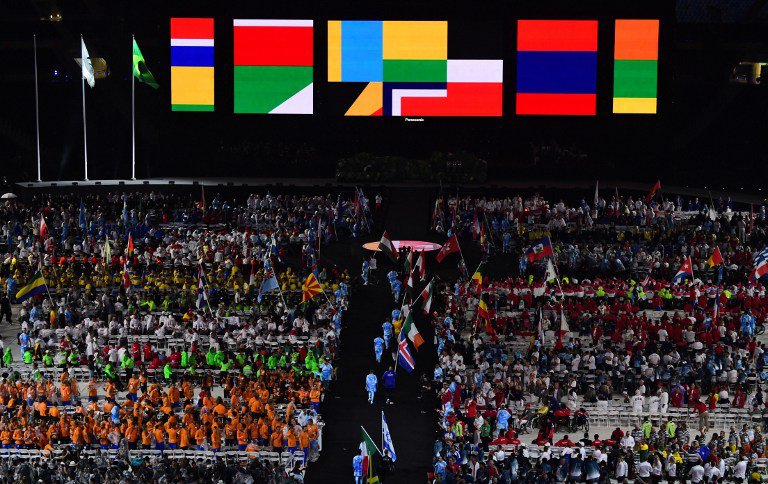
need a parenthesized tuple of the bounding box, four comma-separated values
(132, 38, 158, 89)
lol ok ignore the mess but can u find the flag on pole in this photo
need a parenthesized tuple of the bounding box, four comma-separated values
(545, 259, 558, 283)
(249, 260, 256, 286)
(377, 231, 398, 262)
(707, 246, 723, 268)
(420, 279, 434, 314)
(751, 247, 768, 281)
(435, 234, 460, 263)
(301, 272, 323, 302)
(471, 262, 485, 294)
(472, 210, 481, 240)
(477, 295, 490, 321)
(645, 179, 661, 203)
(39, 214, 48, 244)
(14, 271, 48, 302)
(525, 237, 554, 263)
(672, 257, 694, 283)
(397, 331, 416, 372)
(122, 262, 131, 289)
(556, 309, 569, 349)
(415, 250, 426, 281)
(104, 236, 112, 261)
(79, 200, 87, 233)
(360, 426, 381, 483)
(196, 268, 208, 309)
(80, 37, 95, 88)
(594, 180, 599, 206)
(403, 250, 413, 275)
(381, 412, 397, 462)
(132, 38, 159, 89)
(258, 269, 280, 303)
(538, 307, 545, 345)
(402, 311, 424, 350)
(127, 233, 135, 257)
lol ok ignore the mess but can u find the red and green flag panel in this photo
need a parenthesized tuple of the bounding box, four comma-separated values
(327, 20, 502, 116)
(233, 19, 313, 114)
(170, 18, 214, 112)
(613, 19, 659, 114)
(516, 20, 598, 116)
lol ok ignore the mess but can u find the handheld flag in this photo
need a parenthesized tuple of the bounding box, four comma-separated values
(435, 234, 460, 263)
(15, 271, 48, 302)
(122, 263, 131, 289)
(249, 260, 256, 286)
(538, 307, 545, 345)
(645, 179, 661, 203)
(402, 311, 424, 350)
(79, 200, 87, 233)
(127, 233, 135, 257)
(360, 426, 381, 484)
(477, 295, 490, 321)
(471, 262, 485, 295)
(751, 248, 768, 281)
(39, 214, 48, 244)
(397, 331, 415, 372)
(103, 236, 112, 261)
(132, 38, 159, 89)
(420, 279, 434, 314)
(526, 237, 554, 263)
(545, 259, 558, 283)
(381, 412, 397, 462)
(415, 250, 426, 281)
(594, 180, 599, 206)
(196, 268, 208, 309)
(472, 210, 481, 240)
(259, 269, 280, 303)
(556, 309, 569, 349)
(672, 257, 694, 283)
(122, 200, 129, 227)
(301, 272, 323, 302)
(707, 246, 723, 268)
(80, 36, 95, 88)
(377, 231, 398, 262)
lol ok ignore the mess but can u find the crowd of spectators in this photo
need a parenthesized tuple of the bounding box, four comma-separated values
(428, 191, 768, 483)
(0, 189, 374, 482)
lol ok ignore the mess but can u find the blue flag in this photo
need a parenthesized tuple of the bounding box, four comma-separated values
(382, 412, 397, 462)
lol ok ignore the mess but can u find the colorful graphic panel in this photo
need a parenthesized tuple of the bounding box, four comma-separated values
(328, 20, 502, 117)
(516, 20, 597, 115)
(171, 18, 214, 111)
(613, 19, 659, 114)
(233, 19, 313, 114)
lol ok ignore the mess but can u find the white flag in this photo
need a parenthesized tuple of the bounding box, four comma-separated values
(81, 37, 95, 88)
(594, 180, 599, 206)
(382, 412, 397, 462)
(545, 259, 558, 283)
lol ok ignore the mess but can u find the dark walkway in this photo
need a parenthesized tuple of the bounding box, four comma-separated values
(307, 188, 438, 483)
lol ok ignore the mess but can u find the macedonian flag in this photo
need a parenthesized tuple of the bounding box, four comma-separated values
(302, 273, 323, 302)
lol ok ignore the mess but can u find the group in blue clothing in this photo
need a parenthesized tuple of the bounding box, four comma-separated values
(365, 370, 378, 404)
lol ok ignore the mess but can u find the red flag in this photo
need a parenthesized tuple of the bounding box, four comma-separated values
(436, 234, 460, 263)
(645, 180, 661, 203)
(122, 262, 131, 289)
(707, 247, 723, 268)
(127, 233, 135, 256)
(39, 214, 48, 244)
(472, 210, 480, 240)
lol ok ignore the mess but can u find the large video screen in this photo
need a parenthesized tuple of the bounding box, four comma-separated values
(613, 19, 659, 114)
(233, 20, 314, 114)
(170, 18, 214, 111)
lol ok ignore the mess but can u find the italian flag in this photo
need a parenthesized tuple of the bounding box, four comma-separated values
(360, 426, 380, 483)
(402, 312, 424, 350)
(377, 231, 398, 262)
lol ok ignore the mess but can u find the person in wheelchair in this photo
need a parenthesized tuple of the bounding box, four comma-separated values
(573, 407, 589, 428)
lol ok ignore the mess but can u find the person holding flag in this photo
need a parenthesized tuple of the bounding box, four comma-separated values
(353, 449, 364, 484)
(382, 411, 397, 462)
(673, 257, 694, 283)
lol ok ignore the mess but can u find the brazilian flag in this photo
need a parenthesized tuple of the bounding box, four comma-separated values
(132, 38, 158, 89)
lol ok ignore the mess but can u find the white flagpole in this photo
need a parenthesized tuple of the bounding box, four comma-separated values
(131, 35, 136, 180)
(81, 36, 88, 181)
(33, 34, 42, 182)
